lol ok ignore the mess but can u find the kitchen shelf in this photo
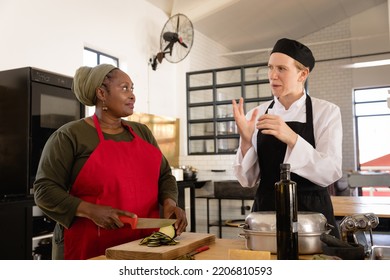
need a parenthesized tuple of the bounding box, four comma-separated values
(186, 63, 272, 155)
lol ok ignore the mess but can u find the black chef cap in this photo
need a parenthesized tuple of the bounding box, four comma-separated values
(271, 38, 315, 72)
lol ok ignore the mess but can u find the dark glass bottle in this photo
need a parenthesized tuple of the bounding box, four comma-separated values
(275, 163, 298, 260)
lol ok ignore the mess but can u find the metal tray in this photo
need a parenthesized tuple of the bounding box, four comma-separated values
(370, 245, 390, 260)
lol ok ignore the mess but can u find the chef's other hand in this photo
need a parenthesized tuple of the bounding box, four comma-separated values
(163, 198, 187, 236)
(257, 114, 298, 148)
(76, 201, 136, 230)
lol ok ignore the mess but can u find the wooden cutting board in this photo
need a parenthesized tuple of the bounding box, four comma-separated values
(105, 232, 216, 260)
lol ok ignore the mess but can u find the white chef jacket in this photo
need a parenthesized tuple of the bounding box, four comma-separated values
(233, 94, 343, 188)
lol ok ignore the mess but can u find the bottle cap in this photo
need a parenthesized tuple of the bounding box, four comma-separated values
(280, 163, 290, 170)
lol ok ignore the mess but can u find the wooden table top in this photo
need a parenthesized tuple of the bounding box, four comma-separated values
(194, 238, 312, 260)
(331, 195, 390, 218)
(91, 238, 313, 260)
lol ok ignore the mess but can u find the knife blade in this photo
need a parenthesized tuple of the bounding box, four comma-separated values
(119, 216, 176, 229)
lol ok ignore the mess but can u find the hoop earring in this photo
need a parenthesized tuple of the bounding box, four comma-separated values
(102, 101, 108, 111)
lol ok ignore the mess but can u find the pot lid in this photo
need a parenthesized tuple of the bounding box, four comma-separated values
(244, 211, 328, 233)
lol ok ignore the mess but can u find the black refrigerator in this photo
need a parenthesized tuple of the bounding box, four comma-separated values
(0, 67, 85, 259)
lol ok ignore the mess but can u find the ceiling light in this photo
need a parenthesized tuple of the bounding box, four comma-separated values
(344, 59, 390, 68)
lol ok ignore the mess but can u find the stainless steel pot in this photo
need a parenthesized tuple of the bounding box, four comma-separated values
(239, 211, 332, 254)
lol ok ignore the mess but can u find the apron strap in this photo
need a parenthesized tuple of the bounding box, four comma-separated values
(92, 114, 137, 141)
(92, 114, 105, 142)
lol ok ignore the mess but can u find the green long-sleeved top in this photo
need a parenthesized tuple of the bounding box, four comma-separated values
(33, 118, 178, 229)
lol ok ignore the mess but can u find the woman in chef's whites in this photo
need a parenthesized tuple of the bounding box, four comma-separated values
(232, 38, 342, 238)
(34, 64, 187, 260)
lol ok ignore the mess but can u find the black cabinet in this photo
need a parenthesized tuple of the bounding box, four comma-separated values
(0, 199, 34, 260)
(186, 63, 272, 155)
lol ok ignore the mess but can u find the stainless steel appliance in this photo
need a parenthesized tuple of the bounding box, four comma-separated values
(0, 67, 85, 198)
(340, 213, 379, 256)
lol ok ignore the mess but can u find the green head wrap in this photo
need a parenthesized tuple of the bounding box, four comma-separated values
(72, 64, 117, 106)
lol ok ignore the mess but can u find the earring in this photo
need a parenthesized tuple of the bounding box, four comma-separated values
(102, 101, 108, 111)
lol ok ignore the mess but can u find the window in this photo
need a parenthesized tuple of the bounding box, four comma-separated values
(186, 63, 272, 154)
(83, 47, 119, 67)
(353, 87, 390, 171)
(83, 48, 119, 116)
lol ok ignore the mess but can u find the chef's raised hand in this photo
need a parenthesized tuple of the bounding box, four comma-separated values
(232, 97, 258, 155)
(257, 114, 298, 148)
(76, 201, 136, 229)
(162, 198, 188, 236)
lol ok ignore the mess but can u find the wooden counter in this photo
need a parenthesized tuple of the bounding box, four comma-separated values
(91, 238, 313, 260)
(194, 238, 313, 260)
(331, 196, 390, 218)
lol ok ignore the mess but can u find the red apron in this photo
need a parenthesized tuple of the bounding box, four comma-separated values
(64, 114, 162, 260)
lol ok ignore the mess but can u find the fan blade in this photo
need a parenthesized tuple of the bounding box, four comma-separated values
(176, 15, 180, 33)
(179, 41, 188, 48)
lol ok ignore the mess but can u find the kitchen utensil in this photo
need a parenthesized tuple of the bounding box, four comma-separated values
(320, 232, 353, 247)
(176, 245, 210, 259)
(340, 213, 379, 255)
(239, 211, 332, 254)
(187, 245, 209, 256)
(119, 216, 176, 229)
(105, 232, 216, 260)
(180, 165, 198, 180)
(322, 243, 365, 260)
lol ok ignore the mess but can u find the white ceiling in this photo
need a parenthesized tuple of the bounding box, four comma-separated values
(146, 0, 387, 55)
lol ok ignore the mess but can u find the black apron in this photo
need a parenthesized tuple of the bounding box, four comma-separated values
(253, 95, 340, 238)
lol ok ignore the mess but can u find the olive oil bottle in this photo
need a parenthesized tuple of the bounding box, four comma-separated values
(275, 163, 298, 260)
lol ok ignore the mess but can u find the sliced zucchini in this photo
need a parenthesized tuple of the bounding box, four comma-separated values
(139, 229, 178, 247)
(158, 225, 176, 239)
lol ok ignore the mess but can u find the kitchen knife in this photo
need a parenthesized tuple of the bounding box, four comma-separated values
(119, 216, 176, 229)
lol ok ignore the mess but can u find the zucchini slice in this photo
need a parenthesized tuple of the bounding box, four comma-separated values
(158, 225, 176, 239)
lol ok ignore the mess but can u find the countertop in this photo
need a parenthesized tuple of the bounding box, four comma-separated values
(331, 195, 390, 218)
(90, 238, 313, 260)
(193, 238, 312, 260)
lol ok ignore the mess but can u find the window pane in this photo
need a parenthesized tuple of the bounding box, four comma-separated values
(244, 66, 268, 81)
(357, 115, 390, 168)
(216, 69, 241, 84)
(216, 86, 241, 101)
(217, 138, 239, 153)
(189, 89, 213, 103)
(83, 49, 98, 67)
(216, 104, 233, 118)
(188, 73, 212, 87)
(355, 102, 390, 116)
(216, 121, 237, 135)
(189, 140, 206, 153)
(189, 106, 213, 120)
(189, 123, 214, 136)
(355, 87, 390, 102)
(100, 55, 118, 66)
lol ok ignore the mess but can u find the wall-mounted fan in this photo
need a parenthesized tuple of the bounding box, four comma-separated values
(151, 13, 194, 70)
